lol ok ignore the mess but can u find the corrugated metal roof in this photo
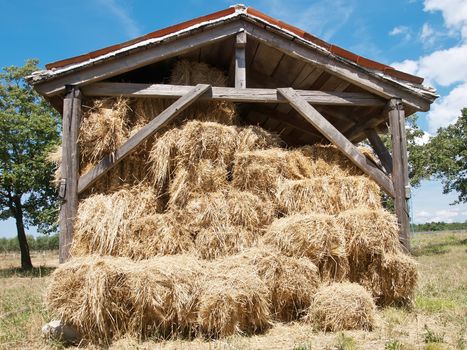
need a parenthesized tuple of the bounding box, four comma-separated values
(39, 5, 427, 86)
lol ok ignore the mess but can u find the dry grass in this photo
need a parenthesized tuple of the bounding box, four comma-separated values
(263, 214, 349, 282)
(304, 282, 377, 331)
(276, 176, 382, 215)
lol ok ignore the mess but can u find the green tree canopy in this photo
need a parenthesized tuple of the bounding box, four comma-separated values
(0, 59, 61, 268)
(424, 109, 466, 204)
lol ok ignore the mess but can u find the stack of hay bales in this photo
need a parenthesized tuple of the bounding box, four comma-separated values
(46, 60, 417, 345)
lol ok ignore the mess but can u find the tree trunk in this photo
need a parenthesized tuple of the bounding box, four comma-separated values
(11, 197, 33, 270)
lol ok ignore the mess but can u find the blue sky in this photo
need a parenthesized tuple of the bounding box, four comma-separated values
(0, 0, 466, 237)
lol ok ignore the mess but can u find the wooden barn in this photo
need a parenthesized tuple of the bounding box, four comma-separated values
(28, 4, 437, 262)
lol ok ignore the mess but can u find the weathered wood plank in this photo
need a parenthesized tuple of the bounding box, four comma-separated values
(278, 87, 395, 197)
(78, 84, 211, 194)
(366, 128, 393, 174)
(82, 82, 386, 106)
(388, 98, 410, 251)
(235, 31, 247, 89)
(34, 21, 243, 96)
(244, 22, 432, 111)
(59, 87, 81, 263)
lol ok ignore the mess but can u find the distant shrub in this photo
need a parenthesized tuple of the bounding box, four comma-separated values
(0, 234, 59, 252)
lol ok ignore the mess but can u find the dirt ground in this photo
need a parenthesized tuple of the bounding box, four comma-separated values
(0, 231, 465, 350)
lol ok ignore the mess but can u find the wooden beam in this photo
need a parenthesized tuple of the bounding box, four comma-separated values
(388, 98, 410, 251)
(33, 21, 243, 96)
(59, 87, 81, 263)
(78, 84, 211, 194)
(82, 82, 386, 106)
(278, 87, 395, 197)
(366, 128, 393, 174)
(235, 31, 247, 89)
(243, 22, 433, 111)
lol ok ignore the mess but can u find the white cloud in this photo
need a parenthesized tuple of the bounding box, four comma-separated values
(414, 208, 467, 223)
(392, 1, 467, 132)
(427, 82, 467, 131)
(97, 0, 141, 38)
(424, 0, 467, 39)
(389, 25, 412, 41)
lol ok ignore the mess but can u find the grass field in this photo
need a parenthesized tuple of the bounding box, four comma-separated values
(0, 231, 465, 350)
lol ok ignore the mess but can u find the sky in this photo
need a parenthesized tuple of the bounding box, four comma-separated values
(0, 0, 466, 237)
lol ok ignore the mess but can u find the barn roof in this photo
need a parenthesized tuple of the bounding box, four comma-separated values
(28, 5, 436, 100)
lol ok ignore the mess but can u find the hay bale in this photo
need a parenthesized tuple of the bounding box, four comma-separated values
(168, 160, 228, 208)
(231, 247, 321, 321)
(195, 225, 255, 260)
(183, 188, 275, 233)
(276, 176, 382, 215)
(231, 148, 312, 200)
(360, 252, 418, 306)
(236, 125, 282, 153)
(47, 255, 205, 343)
(46, 144, 62, 187)
(300, 144, 366, 177)
(305, 282, 376, 331)
(79, 97, 130, 166)
(337, 208, 401, 275)
(46, 256, 133, 344)
(127, 212, 195, 260)
(126, 255, 205, 337)
(71, 184, 162, 257)
(197, 263, 271, 337)
(169, 60, 236, 125)
(263, 214, 348, 281)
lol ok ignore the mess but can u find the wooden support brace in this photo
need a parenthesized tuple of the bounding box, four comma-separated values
(235, 31, 247, 89)
(388, 98, 411, 251)
(366, 128, 393, 174)
(59, 87, 81, 263)
(78, 84, 211, 194)
(278, 87, 395, 197)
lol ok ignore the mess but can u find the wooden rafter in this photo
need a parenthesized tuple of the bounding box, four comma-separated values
(78, 84, 211, 194)
(235, 31, 247, 88)
(278, 87, 395, 197)
(82, 82, 385, 106)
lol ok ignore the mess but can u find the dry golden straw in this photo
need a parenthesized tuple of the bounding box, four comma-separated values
(197, 262, 271, 338)
(264, 214, 348, 282)
(305, 282, 377, 331)
(277, 176, 382, 215)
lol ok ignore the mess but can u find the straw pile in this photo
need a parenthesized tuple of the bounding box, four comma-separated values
(46, 59, 418, 344)
(305, 282, 376, 331)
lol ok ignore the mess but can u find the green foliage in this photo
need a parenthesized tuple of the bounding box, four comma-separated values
(293, 344, 312, 350)
(412, 221, 467, 232)
(0, 234, 59, 252)
(335, 333, 357, 350)
(0, 59, 61, 233)
(424, 109, 466, 204)
(385, 339, 403, 350)
(423, 325, 445, 344)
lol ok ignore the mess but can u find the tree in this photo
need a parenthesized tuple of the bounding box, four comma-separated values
(0, 59, 61, 269)
(424, 109, 466, 204)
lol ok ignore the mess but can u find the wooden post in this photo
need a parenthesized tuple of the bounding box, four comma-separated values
(59, 87, 81, 263)
(366, 128, 393, 174)
(235, 31, 247, 88)
(388, 98, 410, 251)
